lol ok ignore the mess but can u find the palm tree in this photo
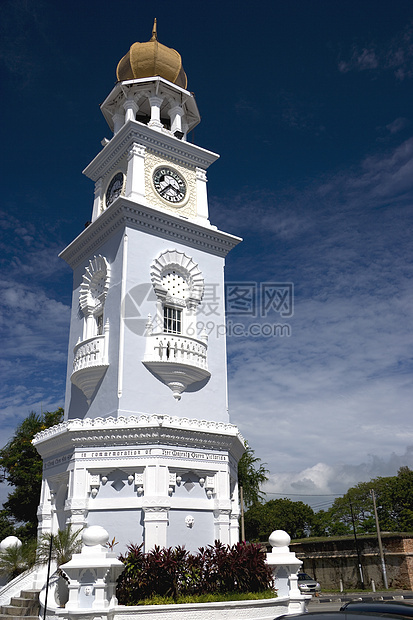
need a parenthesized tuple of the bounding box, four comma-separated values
(37, 525, 82, 567)
(0, 540, 37, 579)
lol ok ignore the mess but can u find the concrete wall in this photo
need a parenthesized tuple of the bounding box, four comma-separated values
(290, 533, 413, 590)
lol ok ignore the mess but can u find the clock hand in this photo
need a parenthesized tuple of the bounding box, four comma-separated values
(160, 183, 176, 196)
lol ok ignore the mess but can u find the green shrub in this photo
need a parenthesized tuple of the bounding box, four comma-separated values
(116, 541, 274, 604)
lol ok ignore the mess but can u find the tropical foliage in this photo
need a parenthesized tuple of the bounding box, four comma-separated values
(245, 467, 413, 541)
(0, 539, 37, 579)
(0, 409, 63, 540)
(315, 466, 413, 536)
(116, 541, 273, 604)
(245, 498, 315, 541)
(37, 525, 83, 567)
(0, 525, 82, 582)
(238, 443, 269, 508)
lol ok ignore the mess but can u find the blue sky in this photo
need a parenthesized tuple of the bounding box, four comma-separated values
(1, 0, 413, 512)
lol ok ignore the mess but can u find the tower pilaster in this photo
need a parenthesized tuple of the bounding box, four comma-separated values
(125, 143, 146, 201)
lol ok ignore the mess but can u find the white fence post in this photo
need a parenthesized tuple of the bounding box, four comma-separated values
(266, 530, 309, 614)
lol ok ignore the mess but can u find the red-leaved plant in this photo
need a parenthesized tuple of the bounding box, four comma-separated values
(116, 541, 273, 604)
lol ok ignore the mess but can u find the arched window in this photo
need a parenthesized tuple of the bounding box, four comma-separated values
(150, 250, 204, 337)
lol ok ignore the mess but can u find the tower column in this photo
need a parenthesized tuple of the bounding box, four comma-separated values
(123, 98, 139, 123)
(169, 105, 184, 135)
(125, 143, 146, 201)
(148, 96, 164, 129)
(113, 110, 125, 134)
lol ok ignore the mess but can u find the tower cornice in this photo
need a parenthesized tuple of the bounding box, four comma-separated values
(84, 117, 218, 183)
(59, 196, 241, 267)
(32, 414, 245, 461)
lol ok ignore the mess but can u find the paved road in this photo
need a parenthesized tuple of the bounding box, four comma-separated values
(307, 591, 413, 613)
(307, 600, 345, 612)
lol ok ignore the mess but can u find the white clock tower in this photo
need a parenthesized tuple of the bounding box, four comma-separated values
(33, 22, 244, 553)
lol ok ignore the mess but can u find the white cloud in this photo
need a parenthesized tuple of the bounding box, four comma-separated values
(386, 118, 409, 135)
(223, 134, 413, 498)
(0, 212, 69, 429)
(338, 24, 413, 80)
(263, 448, 413, 511)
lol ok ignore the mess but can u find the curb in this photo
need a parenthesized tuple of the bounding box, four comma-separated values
(310, 593, 413, 604)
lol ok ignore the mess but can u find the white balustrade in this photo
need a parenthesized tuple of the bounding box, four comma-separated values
(71, 333, 109, 402)
(143, 333, 210, 400)
(145, 334, 208, 370)
(73, 335, 107, 372)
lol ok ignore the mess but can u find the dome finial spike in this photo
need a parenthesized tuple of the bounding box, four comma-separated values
(151, 18, 157, 41)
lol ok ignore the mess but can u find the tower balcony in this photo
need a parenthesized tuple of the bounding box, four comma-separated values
(143, 333, 210, 400)
(71, 333, 109, 403)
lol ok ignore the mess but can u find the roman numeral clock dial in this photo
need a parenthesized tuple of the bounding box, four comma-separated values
(153, 167, 187, 204)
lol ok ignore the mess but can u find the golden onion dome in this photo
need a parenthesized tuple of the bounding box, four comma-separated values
(116, 19, 187, 89)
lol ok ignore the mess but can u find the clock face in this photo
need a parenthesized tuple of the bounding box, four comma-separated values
(105, 172, 124, 208)
(153, 167, 187, 204)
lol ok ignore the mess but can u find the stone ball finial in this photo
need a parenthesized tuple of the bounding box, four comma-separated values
(0, 536, 22, 552)
(82, 526, 109, 547)
(269, 530, 291, 548)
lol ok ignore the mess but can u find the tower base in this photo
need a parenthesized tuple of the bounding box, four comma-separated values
(33, 415, 244, 552)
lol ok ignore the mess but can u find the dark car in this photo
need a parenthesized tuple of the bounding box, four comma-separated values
(297, 572, 321, 594)
(340, 601, 413, 617)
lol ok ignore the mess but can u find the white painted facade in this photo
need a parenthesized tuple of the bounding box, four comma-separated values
(33, 63, 244, 553)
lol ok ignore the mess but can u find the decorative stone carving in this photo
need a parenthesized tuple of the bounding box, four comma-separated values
(185, 515, 194, 528)
(33, 414, 245, 459)
(134, 473, 144, 487)
(150, 249, 204, 306)
(79, 256, 110, 316)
